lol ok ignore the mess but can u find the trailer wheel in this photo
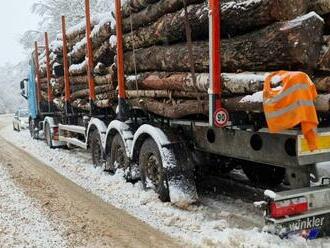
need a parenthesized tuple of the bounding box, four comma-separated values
(242, 163, 285, 187)
(108, 133, 130, 173)
(13, 124, 17, 131)
(139, 138, 170, 202)
(44, 123, 53, 148)
(90, 130, 103, 168)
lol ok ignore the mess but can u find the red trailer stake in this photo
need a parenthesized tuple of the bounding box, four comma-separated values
(85, 0, 96, 101)
(115, 0, 126, 100)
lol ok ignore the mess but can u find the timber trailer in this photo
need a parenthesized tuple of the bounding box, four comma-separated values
(19, 0, 330, 240)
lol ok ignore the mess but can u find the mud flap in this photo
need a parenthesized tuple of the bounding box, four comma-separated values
(162, 143, 198, 208)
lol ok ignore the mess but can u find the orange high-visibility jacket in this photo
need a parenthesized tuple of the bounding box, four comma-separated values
(263, 71, 319, 151)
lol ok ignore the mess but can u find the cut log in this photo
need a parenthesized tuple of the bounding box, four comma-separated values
(319, 36, 330, 71)
(123, 0, 309, 50)
(122, 0, 205, 32)
(69, 61, 87, 76)
(126, 90, 207, 99)
(94, 63, 116, 76)
(126, 72, 266, 94)
(129, 98, 209, 118)
(124, 13, 324, 73)
(129, 93, 330, 118)
(70, 85, 115, 100)
(121, 0, 160, 18)
(69, 21, 112, 64)
(69, 74, 115, 86)
(94, 41, 115, 66)
(71, 99, 112, 111)
(309, 0, 330, 15)
(314, 76, 330, 92)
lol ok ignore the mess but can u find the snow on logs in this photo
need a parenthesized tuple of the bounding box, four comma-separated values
(37, 0, 330, 117)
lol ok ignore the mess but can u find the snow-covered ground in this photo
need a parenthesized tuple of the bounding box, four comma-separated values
(0, 163, 66, 247)
(1, 126, 328, 247)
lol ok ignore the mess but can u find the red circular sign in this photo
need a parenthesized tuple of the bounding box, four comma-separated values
(214, 108, 229, 127)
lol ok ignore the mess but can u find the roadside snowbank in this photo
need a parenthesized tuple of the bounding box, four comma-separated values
(0, 126, 324, 247)
(0, 163, 66, 247)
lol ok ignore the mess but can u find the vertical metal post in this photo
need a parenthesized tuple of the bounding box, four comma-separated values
(34, 41, 42, 114)
(85, 0, 96, 113)
(209, 0, 222, 127)
(115, 0, 129, 120)
(61, 16, 71, 113)
(45, 32, 53, 112)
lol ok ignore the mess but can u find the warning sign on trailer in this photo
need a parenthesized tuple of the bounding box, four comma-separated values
(214, 108, 229, 127)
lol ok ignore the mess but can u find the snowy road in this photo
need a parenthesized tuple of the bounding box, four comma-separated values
(0, 116, 179, 247)
(0, 114, 329, 247)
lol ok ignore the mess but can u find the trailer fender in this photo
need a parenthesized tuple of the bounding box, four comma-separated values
(86, 118, 107, 149)
(105, 120, 134, 158)
(43, 116, 57, 128)
(131, 124, 174, 163)
(132, 124, 198, 206)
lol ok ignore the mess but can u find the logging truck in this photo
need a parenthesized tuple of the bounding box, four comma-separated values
(19, 0, 330, 240)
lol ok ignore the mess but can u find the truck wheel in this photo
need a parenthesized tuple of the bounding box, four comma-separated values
(108, 133, 130, 173)
(242, 163, 285, 187)
(139, 138, 170, 202)
(29, 119, 38, 139)
(90, 130, 103, 168)
(13, 124, 17, 131)
(44, 123, 53, 148)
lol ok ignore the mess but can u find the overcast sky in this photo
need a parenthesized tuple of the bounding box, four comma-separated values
(0, 1, 39, 65)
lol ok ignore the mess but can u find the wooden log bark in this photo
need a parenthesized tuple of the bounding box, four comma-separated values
(122, 0, 205, 33)
(314, 76, 330, 92)
(69, 61, 87, 76)
(126, 72, 266, 94)
(71, 99, 112, 111)
(70, 85, 115, 100)
(309, 0, 330, 15)
(123, 0, 308, 50)
(129, 93, 330, 119)
(69, 74, 115, 86)
(126, 90, 207, 99)
(124, 13, 324, 73)
(129, 98, 209, 118)
(319, 36, 330, 71)
(94, 41, 115, 66)
(69, 21, 112, 64)
(121, 0, 160, 18)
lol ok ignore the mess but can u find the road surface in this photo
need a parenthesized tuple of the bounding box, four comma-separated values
(0, 115, 181, 247)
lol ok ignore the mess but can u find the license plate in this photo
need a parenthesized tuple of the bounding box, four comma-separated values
(298, 132, 330, 156)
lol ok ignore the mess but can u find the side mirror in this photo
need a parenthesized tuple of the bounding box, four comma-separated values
(20, 79, 28, 99)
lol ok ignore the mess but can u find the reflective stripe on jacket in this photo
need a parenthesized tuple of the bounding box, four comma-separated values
(263, 71, 319, 151)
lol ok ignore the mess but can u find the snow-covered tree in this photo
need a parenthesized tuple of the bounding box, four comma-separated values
(20, 0, 114, 51)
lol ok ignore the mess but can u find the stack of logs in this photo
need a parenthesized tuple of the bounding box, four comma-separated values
(38, 17, 116, 111)
(37, 0, 330, 118)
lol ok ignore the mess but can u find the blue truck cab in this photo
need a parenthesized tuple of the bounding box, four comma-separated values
(20, 56, 39, 121)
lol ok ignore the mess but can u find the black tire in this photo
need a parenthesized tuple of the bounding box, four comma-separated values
(44, 123, 53, 148)
(17, 124, 21, 132)
(242, 163, 285, 187)
(29, 119, 38, 139)
(139, 138, 170, 202)
(107, 133, 130, 173)
(90, 130, 103, 168)
(13, 123, 17, 131)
